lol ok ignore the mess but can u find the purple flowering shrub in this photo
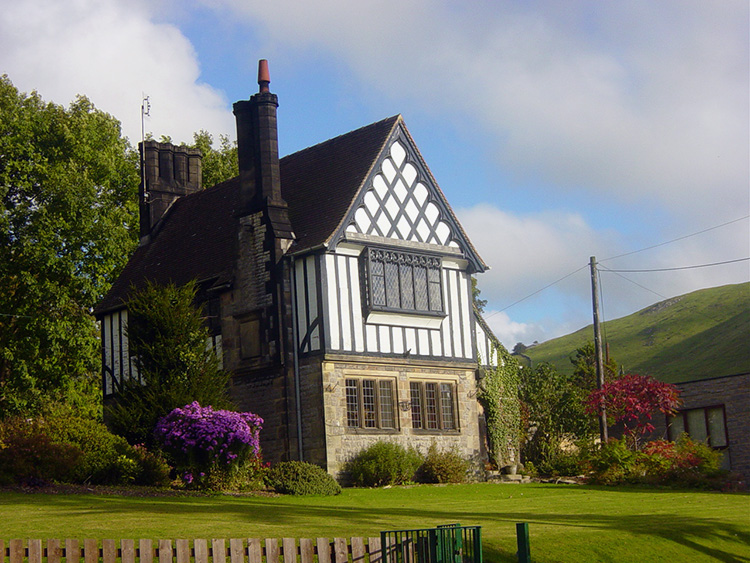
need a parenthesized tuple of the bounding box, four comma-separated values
(154, 402, 263, 490)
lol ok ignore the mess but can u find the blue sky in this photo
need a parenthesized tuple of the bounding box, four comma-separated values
(2, 0, 748, 348)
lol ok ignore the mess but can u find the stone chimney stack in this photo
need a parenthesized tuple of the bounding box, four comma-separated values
(139, 140, 202, 242)
(232, 60, 293, 242)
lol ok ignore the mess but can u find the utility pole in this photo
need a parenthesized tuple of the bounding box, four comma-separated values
(590, 256, 608, 443)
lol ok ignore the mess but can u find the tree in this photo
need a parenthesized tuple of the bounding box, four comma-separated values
(585, 373, 681, 450)
(570, 341, 619, 392)
(0, 76, 139, 417)
(191, 130, 238, 189)
(471, 277, 488, 314)
(519, 362, 597, 470)
(105, 280, 232, 445)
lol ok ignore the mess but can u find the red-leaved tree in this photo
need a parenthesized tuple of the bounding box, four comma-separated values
(585, 373, 681, 449)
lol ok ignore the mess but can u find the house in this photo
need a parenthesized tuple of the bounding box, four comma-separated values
(95, 61, 499, 477)
(648, 372, 750, 482)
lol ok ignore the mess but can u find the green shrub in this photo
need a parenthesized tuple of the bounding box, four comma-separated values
(533, 447, 585, 477)
(583, 439, 641, 485)
(345, 441, 423, 487)
(417, 444, 470, 483)
(641, 435, 723, 485)
(0, 418, 81, 485)
(0, 414, 171, 487)
(45, 414, 140, 484)
(129, 445, 172, 487)
(584, 436, 725, 487)
(265, 461, 342, 496)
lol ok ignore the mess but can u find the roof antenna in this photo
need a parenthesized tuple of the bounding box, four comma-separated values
(140, 94, 151, 203)
(258, 59, 270, 93)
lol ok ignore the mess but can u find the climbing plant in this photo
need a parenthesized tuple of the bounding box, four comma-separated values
(477, 343, 521, 469)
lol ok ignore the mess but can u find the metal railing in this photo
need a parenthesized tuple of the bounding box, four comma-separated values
(380, 524, 481, 563)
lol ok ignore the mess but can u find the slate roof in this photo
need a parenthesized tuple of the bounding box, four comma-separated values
(95, 116, 400, 315)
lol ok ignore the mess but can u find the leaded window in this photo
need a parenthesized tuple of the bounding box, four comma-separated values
(364, 248, 443, 315)
(346, 378, 397, 430)
(410, 381, 458, 431)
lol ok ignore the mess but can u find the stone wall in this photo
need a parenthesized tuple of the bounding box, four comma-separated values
(316, 357, 482, 479)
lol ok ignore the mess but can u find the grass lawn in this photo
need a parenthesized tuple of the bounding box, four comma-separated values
(1, 483, 748, 562)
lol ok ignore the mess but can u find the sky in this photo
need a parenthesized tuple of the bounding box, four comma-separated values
(1, 0, 748, 348)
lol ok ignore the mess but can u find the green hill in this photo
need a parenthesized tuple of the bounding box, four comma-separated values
(522, 282, 750, 383)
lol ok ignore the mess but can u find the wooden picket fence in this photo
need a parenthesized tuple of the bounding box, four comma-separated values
(0, 538, 385, 563)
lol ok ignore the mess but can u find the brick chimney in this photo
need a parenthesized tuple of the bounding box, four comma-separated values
(139, 140, 202, 242)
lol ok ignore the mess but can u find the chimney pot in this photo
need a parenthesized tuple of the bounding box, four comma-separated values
(258, 59, 270, 93)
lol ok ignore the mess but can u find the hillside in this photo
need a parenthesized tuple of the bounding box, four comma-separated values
(522, 282, 750, 383)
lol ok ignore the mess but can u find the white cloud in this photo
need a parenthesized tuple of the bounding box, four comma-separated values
(0, 0, 234, 144)
(460, 204, 749, 345)
(458, 204, 620, 303)
(483, 311, 537, 350)
(213, 0, 749, 224)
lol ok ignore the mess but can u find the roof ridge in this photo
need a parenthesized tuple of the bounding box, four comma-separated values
(280, 115, 401, 163)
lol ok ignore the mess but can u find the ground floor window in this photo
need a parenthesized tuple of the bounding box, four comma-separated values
(410, 381, 457, 431)
(346, 378, 397, 429)
(668, 405, 727, 448)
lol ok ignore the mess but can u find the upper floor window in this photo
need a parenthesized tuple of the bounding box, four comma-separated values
(363, 247, 443, 315)
(668, 406, 727, 448)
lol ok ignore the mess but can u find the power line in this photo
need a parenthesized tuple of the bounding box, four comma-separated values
(484, 216, 748, 318)
(601, 257, 749, 273)
(599, 269, 670, 303)
(485, 263, 589, 319)
(602, 214, 749, 262)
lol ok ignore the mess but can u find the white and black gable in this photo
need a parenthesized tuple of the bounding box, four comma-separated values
(292, 118, 489, 363)
(333, 120, 485, 273)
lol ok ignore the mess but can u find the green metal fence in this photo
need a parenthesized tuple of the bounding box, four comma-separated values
(380, 524, 481, 563)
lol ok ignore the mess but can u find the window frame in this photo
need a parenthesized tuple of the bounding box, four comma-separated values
(362, 247, 445, 317)
(345, 377, 399, 431)
(667, 404, 728, 448)
(409, 380, 459, 432)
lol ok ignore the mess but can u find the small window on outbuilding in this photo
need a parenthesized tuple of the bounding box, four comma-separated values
(668, 405, 727, 448)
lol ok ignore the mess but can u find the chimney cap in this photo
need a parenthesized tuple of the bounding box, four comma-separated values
(258, 59, 270, 93)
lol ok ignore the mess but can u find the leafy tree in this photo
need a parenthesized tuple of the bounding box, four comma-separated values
(586, 373, 681, 450)
(191, 130, 238, 188)
(519, 362, 596, 471)
(105, 280, 232, 445)
(0, 76, 139, 417)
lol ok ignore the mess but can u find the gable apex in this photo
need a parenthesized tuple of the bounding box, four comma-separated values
(331, 119, 487, 272)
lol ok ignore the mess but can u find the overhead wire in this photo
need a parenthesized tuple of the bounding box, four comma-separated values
(488, 215, 748, 319)
(484, 263, 589, 319)
(601, 214, 749, 262)
(600, 257, 749, 273)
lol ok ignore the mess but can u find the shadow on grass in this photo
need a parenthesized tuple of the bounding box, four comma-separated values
(3, 487, 749, 562)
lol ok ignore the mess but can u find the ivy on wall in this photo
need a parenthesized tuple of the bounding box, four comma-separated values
(478, 343, 521, 469)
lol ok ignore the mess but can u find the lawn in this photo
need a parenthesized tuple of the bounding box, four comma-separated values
(1, 483, 748, 562)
